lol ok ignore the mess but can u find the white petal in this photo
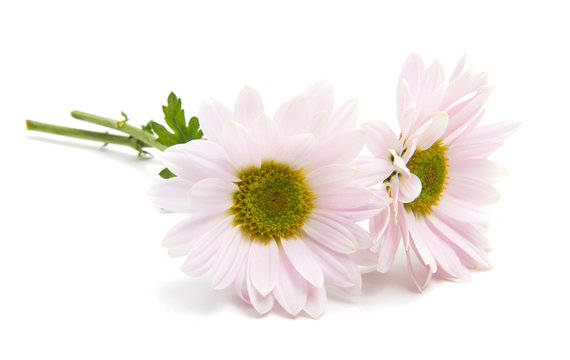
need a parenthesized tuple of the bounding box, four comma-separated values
(281, 239, 324, 287)
(248, 240, 279, 296)
(211, 231, 251, 290)
(303, 286, 326, 319)
(389, 149, 411, 176)
(198, 97, 233, 142)
(417, 59, 445, 107)
(399, 53, 425, 102)
(406, 241, 433, 291)
(234, 85, 264, 127)
(444, 87, 492, 141)
(449, 53, 468, 82)
(274, 94, 309, 137)
(362, 121, 399, 159)
(148, 177, 194, 213)
(304, 79, 334, 117)
(273, 252, 308, 316)
(408, 216, 437, 272)
(398, 173, 422, 203)
(416, 112, 448, 150)
(274, 133, 316, 169)
(220, 120, 261, 168)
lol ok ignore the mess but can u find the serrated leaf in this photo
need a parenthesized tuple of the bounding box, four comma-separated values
(159, 167, 176, 179)
(153, 92, 204, 147)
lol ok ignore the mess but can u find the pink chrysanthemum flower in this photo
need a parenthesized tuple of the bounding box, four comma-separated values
(150, 81, 389, 317)
(361, 54, 519, 290)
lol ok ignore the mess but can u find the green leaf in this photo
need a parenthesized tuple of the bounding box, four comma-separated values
(152, 92, 204, 147)
(159, 167, 176, 179)
(141, 120, 154, 134)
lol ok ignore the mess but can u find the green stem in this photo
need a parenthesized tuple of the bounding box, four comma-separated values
(70, 110, 167, 151)
(26, 120, 148, 152)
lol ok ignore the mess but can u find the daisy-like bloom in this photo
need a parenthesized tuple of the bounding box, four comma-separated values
(150, 81, 389, 317)
(361, 54, 519, 290)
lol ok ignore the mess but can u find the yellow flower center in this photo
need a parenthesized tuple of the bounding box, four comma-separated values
(230, 161, 314, 243)
(404, 140, 448, 217)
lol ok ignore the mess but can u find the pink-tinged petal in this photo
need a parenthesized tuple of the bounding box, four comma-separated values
(449, 53, 468, 82)
(435, 194, 490, 223)
(316, 186, 373, 211)
(234, 85, 264, 127)
(306, 241, 361, 288)
(274, 94, 309, 137)
(303, 286, 326, 319)
(302, 212, 358, 253)
(211, 232, 251, 290)
(443, 108, 485, 146)
(246, 269, 275, 314)
(188, 178, 235, 213)
(273, 252, 308, 316)
(398, 203, 411, 250)
(396, 78, 414, 123)
(321, 211, 373, 249)
(400, 105, 418, 138)
(198, 97, 233, 142)
(351, 156, 394, 186)
(251, 114, 279, 158)
(306, 111, 330, 139)
(434, 215, 492, 251)
(180, 217, 234, 276)
(416, 112, 448, 150)
(427, 215, 492, 270)
(390, 149, 411, 176)
(399, 53, 425, 103)
(376, 215, 400, 272)
(446, 176, 501, 205)
(305, 164, 356, 190)
(362, 121, 399, 160)
(161, 141, 236, 183)
(351, 249, 378, 273)
(274, 133, 315, 169)
(221, 121, 261, 168)
(161, 212, 222, 256)
(281, 239, 324, 287)
(399, 173, 422, 203)
(447, 158, 507, 184)
(408, 217, 437, 272)
(453, 121, 521, 150)
(232, 261, 250, 304)
(417, 59, 445, 108)
(329, 98, 358, 132)
(148, 177, 194, 213)
(304, 79, 335, 117)
(248, 240, 279, 296)
(406, 241, 433, 291)
(416, 221, 471, 281)
(443, 87, 492, 141)
(369, 207, 390, 248)
(307, 129, 365, 168)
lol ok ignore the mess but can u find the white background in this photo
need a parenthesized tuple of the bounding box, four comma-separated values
(1, 0, 568, 359)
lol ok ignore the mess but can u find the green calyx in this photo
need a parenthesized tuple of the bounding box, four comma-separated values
(404, 140, 448, 217)
(230, 161, 315, 243)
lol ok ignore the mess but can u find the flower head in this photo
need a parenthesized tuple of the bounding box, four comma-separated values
(362, 54, 519, 289)
(151, 81, 389, 317)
